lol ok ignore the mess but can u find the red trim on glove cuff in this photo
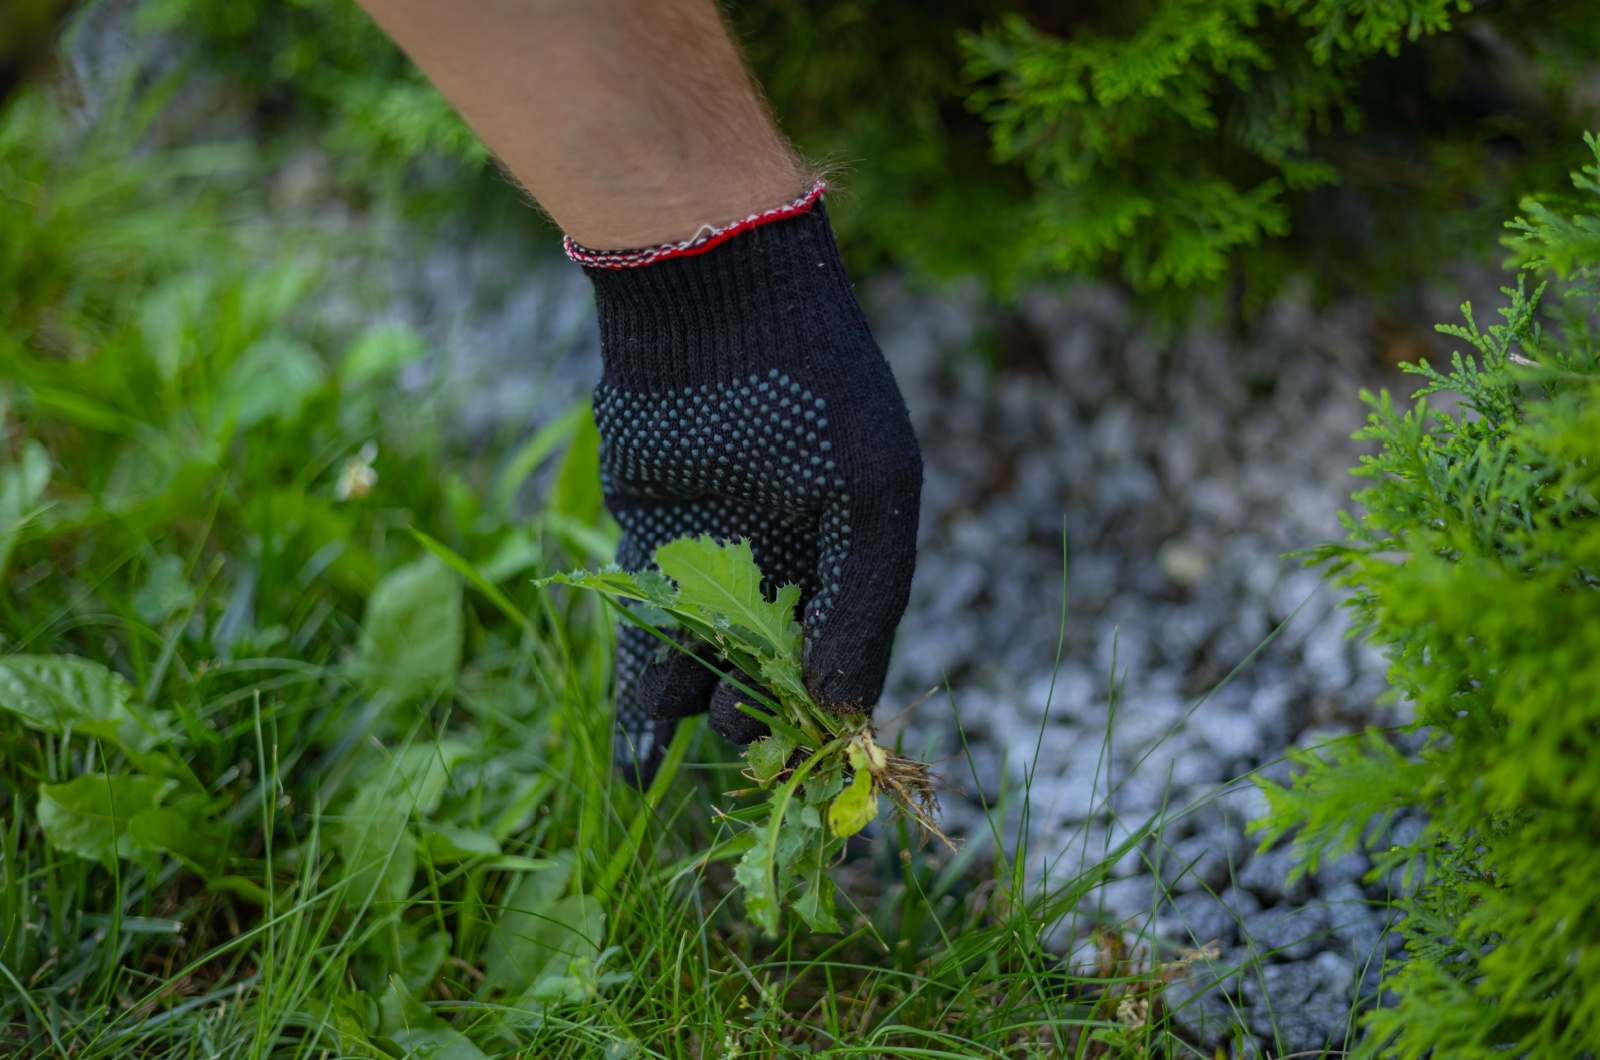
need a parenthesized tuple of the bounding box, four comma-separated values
(563, 179, 826, 269)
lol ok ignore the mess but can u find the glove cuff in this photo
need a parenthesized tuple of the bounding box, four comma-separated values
(563, 179, 826, 269)
(577, 187, 876, 395)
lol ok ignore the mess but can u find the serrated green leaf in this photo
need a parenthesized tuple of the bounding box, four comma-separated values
(37, 774, 175, 865)
(540, 566, 643, 601)
(628, 603, 677, 634)
(773, 803, 813, 882)
(756, 651, 808, 704)
(744, 734, 796, 785)
(733, 833, 780, 937)
(634, 568, 677, 607)
(805, 764, 846, 805)
(791, 858, 839, 933)
(653, 536, 800, 665)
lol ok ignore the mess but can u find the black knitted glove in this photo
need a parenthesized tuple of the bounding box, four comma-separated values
(568, 184, 922, 785)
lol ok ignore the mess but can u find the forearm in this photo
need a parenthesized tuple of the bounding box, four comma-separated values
(353, 0, 805, 249)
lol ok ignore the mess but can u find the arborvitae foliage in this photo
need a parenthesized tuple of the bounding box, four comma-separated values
(1253, 135, 1600, 1058)
(957, 0, 1600, 302)
(111, 0, 1600, 305)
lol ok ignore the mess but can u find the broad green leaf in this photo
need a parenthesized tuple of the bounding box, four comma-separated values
(0, 654, 169, 751)
(354, 557, 463, 703)
(0, 654, 132, 734)
(744, 734, 797, 786)
(401, 929, 452, 997)
(525, 945, 632, 1007)
(505, 895, 606, 1007)
(377, 977, 487, 1060)
(482, 853, 573, 992)
(326, 995, 378, 1058)
(654, 536, 801, 664)
(37, 774, 175, 865)
(485, 881, 604, 999)
(390, 739, 473, 815)
(828, 748, 879, 839)
(128, 803, 231, 875)
(422, 824, 501, 863)
(364, 918, 454, 998)
(339, 784, 415, 909)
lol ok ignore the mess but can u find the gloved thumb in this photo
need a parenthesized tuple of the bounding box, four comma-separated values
(801, 473, 919, 714)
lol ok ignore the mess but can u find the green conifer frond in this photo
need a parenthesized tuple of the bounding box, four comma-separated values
(1257, 134, 1600, 1057)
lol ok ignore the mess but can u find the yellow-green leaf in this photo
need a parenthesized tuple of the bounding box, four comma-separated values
(827, 750, 878, 839)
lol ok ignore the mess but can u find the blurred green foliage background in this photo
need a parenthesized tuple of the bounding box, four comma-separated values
(105, 0, 1600, 311)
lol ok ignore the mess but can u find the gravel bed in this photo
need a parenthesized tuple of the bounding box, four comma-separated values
(859, 276, 1413, 1054)
(382, 226, 1429, 1052)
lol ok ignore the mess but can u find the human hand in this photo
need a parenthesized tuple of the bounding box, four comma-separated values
(574, 188, 922, 785)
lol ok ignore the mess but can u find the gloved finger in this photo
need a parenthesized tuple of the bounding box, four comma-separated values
(616, 622, 722, 720)
(613, 622, 718, 785)
(802, 459, 921, 713)
(707, 676, 777, 745)
(613, 718, 679, 791)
